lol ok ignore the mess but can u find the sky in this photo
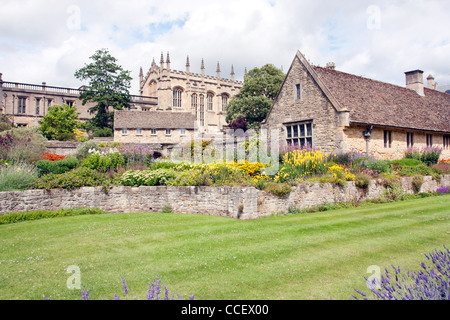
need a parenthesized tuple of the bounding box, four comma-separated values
(0, 0, 449, 95)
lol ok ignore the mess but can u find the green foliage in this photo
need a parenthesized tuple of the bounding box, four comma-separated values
(91, 127, 113, 138)
(405, 147, 443, 166)
(0, 161, 39, 191)
(165, 169, 208, 186)
(412, 175, 423, 193)
(74, 48, 132, 130)
(120, 169, 176, 187)
(32, 167, 110, 190)
(82, 150, 125, 173)
(226, 64, 285, 129)
(0, 115, 12, 132)
(35, 157, 79, 177)
(263, 182, 292, 197)
(0, 208, 107, 225)
(355, 173, 371, 189)
(39, 104, 80, 141)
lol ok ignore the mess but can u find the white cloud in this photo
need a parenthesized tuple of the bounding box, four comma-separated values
(0, 0, 449, 93)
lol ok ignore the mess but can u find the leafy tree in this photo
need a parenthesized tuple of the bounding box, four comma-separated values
(226, 64, 285, 129)
(74, 49, 132, 130)
(39, 104, 80, 141)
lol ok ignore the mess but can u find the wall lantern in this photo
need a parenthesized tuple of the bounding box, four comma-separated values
(362, 125, 373, 157)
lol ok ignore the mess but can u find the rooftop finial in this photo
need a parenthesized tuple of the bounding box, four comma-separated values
(201, 59, 205, 76)
(186, 55, 190, 73)
(160, 52, 164, 69)
(216, 62, 221, 79)
(166, 52, 171, 70)
(231, 65, 235, 81)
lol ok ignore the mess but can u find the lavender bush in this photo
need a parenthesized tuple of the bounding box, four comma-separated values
(436, 186, 450, 194)
(52, 275, 195, 300)
(354, 245, 450, 300)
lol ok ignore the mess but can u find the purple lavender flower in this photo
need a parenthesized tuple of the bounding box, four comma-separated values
(436, 186, 450, 194)
(81, 288, 89, 300)
(353, 245, 450, 300)
(120, 275, 129, 294)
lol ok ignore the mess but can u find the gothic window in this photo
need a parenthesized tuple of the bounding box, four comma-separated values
(173, 88, 182, 108)
(207, 93, 214, 111)
(199, 95, 205, 127)
(191, 94, 198, 114)
(286, 122, 313, 147)
(222, 94, 229, 112)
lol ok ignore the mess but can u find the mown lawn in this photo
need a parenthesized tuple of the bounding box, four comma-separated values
(0, 194, 449, 300)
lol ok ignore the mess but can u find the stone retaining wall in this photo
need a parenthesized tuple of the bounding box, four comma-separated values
(1, 175, 449, 219)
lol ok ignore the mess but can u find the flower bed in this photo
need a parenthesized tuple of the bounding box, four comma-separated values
(1, 141, 450, 196)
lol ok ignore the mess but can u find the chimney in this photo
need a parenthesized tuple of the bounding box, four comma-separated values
(426, 74, 437, 90)
(405, 70, 424, 96)
(326, 62, 336, 70)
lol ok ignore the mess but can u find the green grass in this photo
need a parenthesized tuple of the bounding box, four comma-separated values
(0, 194, 449, 300)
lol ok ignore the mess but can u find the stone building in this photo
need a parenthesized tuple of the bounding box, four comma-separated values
(0, 73, 157, 127)
(138, 52, 243, 134)
(114, 110, 196, 146)
(263, 50, 450, 160)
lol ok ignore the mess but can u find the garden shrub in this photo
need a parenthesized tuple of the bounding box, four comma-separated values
(116, 145, 155, 167)
(74, 140, 100, 161)
(0, 208, 107, 225)
(263, 182, 292, 197)
(165, 169, 209, 186)
(405, 147, 443, 165)
(355, 173, 371, 189)
(35, 157, 79, 176)
(120, 169, 176, 187)
(82, 149, 124, 173)
(33, 167, 110, 190)
(412, 175, 423, 193)
(0, 161, 39, 191)
(0, 127, 47, 162)
(275, 148, 329, 182)
(41, 152, 67, 161)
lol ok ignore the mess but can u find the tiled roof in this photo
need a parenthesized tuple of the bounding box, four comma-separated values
(313, 66, 450, 133)
(114, 110, 197, 129)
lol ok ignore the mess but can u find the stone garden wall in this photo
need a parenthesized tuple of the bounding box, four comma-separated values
(1, 175, 449, 220)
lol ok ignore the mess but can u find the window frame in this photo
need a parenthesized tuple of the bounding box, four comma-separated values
(406, 132, 414, 148)
(207, 93, 214, 111)
(122, 128, 128, 135)
(384, 130, 392, 148)
(426, 134, 433, 147)
(136, 128, 142, 136)
(173, 88, 183, 108)
(296, 84, 301, 100)
(17, 97, 27, 114)
(285, 121, 313, 147)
